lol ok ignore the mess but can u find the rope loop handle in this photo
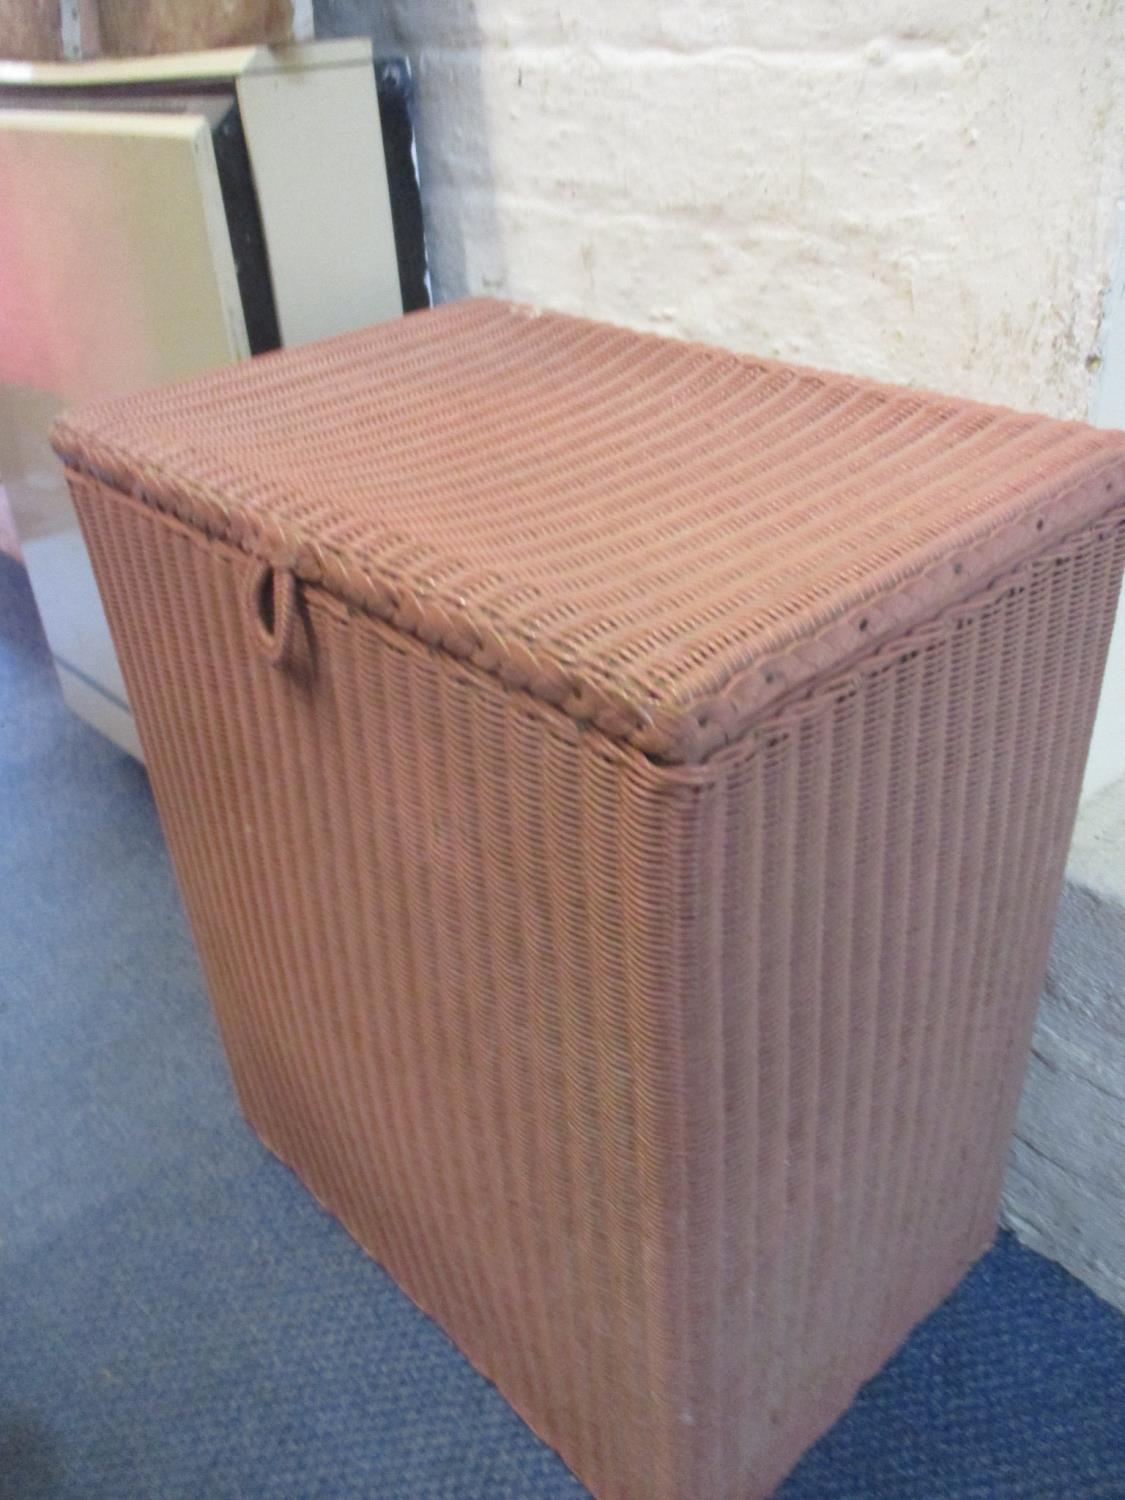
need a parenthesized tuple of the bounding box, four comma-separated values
(246, 561, 299, 669)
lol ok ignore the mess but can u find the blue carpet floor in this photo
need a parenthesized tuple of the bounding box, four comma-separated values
(2, 550, 1125, 1499)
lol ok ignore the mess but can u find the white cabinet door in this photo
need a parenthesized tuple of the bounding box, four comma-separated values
(0, 109, 247, 757)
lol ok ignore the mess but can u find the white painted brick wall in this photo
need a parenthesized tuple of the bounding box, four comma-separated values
(1003, 780, 1125, 1312)
(328, 0, 1125, 418)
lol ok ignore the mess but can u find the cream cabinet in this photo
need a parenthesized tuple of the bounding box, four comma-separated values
(0, 40, 404, 755)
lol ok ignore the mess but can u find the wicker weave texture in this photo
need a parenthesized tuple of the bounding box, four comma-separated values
(51, 299, 1125, 763)
(68, 461, 1125, 1499)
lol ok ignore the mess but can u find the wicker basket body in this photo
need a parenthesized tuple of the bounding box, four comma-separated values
(55, 301, 1125, 1499)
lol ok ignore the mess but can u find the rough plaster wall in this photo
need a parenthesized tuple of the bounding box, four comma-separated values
(1003, 779, 1125, 1312)
(1086, 220, 1125, 801)
(319, 0, 1125, 419)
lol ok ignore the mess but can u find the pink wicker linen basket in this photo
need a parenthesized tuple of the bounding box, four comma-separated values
(53, 299, 1125, 1499)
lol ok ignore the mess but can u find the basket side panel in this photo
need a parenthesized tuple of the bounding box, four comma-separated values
(69, 473, 716, 1500)
(69, 466, 1125, 1500)
(703, 508, 1125, 1494)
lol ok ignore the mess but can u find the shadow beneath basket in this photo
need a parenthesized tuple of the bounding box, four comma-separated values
(0, 1414, 62, 1500)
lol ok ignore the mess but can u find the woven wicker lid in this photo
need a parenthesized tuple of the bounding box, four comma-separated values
(52, 298, 1125, 764)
